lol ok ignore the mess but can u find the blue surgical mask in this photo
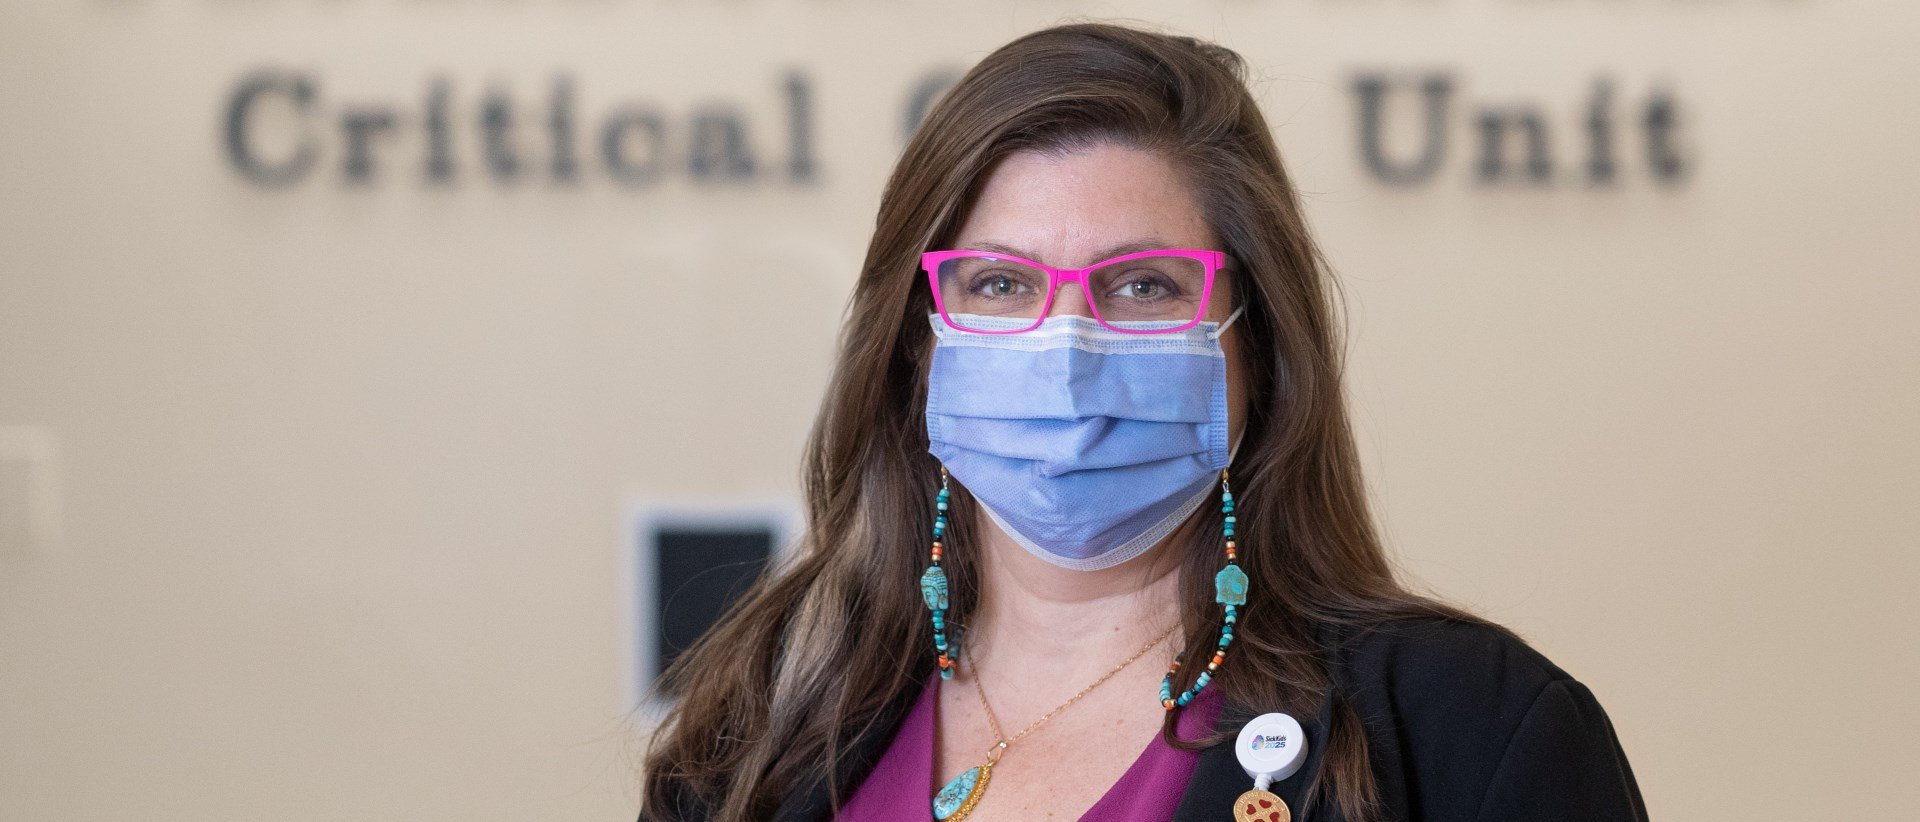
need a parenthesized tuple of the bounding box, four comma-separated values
(925, 306, 1246, 571)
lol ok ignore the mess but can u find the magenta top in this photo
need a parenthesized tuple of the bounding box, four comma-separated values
(839, 671, 1226, 821)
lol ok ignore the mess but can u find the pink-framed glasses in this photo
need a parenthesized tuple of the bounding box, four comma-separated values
(921, 247, 1233, 334)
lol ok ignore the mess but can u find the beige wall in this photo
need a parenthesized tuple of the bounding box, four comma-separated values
(3, 1, 1916, 819)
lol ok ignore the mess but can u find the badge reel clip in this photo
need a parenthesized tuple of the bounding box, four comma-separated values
(1232, 712, 1307, 822)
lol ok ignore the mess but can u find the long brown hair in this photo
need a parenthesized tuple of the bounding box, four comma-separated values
(639, 20, 1486, 822)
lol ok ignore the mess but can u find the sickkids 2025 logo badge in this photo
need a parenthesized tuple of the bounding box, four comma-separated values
(1248, 733, 1289, 751)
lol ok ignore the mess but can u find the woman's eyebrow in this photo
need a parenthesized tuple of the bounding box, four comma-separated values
(959, 239, 1178, 266)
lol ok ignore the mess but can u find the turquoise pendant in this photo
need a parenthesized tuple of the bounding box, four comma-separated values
(1214, 564, 1249, 605)
(920, 566, 950, 611)
(932, 764, 991, 821)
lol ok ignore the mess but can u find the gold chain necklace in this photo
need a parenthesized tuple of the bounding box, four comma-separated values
(931, 625, 1179, 821)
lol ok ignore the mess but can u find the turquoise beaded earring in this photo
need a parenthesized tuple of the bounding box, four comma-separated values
(1162, 468, 1247, 710)
(920, 465, 956, 679)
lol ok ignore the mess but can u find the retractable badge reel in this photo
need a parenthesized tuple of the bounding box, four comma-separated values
(1232, 712, 1307, 822)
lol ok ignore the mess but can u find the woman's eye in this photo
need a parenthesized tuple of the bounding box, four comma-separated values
(969, 272, 1032, 297)
(1109, 272, 1177, 300)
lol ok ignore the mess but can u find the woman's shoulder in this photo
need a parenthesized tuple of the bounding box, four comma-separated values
(1325, 612, 1593, 737)
(1330, 613, 1574, 702)
(1319, 614, 1647, 820)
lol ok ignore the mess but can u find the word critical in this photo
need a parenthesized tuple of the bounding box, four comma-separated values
(223, 70, 824, 188)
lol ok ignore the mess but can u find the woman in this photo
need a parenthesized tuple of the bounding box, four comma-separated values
(638, 21, 1647, 822)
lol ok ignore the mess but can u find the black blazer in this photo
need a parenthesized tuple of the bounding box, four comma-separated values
(655, 616, 1649, 821)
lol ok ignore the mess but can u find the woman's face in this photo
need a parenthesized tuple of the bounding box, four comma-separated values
(946, 143, 1249, 448)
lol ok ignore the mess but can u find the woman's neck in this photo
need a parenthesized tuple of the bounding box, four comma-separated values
(964, 512, 1193, 683)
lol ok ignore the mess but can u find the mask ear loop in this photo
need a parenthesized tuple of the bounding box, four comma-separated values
(922, 466, 956, 679)
(1207, 304, 1248, 340)
(1163, 463, 1246, 711)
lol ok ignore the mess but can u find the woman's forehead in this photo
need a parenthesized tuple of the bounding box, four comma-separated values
(952, 146, 1216, 267)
